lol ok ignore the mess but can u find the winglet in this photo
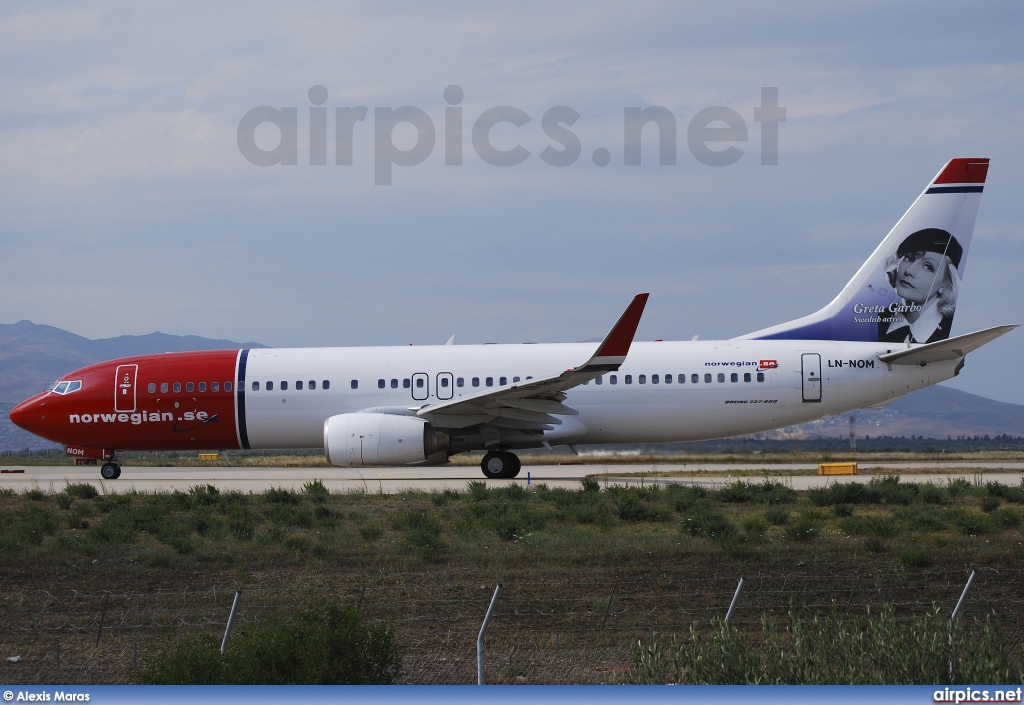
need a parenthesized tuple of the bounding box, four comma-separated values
(579, 293, 649, 372)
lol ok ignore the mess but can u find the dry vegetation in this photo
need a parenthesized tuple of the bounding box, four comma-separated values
(3, 474, 1024, 684)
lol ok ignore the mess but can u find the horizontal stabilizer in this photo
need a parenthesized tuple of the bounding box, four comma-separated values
(877, 325, 1017, 366)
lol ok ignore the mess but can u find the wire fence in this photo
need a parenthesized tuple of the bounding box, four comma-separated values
(3, 567, 1024, 684)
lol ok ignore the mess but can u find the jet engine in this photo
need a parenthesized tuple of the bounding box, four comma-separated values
(324, 412, 449, 466)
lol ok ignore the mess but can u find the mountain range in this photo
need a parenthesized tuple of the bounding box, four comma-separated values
(1, 320, 1021, 451)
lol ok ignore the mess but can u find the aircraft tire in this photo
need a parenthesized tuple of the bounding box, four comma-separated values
(480, 451, 508, 479)
(100, 463, 121, 480)
(507, 453, 522, 478)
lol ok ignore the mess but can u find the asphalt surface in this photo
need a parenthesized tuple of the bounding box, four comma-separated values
(2, 462, 1023, 494)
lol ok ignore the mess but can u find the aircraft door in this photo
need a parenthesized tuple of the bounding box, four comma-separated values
(436, 372, 454, 400)
(411, 372, 429, 401)
(115, 364, 138, 412)
(801, 353, 821, 403)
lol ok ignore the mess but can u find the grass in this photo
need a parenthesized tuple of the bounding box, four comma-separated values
(1, 474, 1020, 567)
(3, 474, 1024, 684)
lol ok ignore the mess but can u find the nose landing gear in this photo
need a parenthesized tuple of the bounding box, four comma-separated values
(480, 450, 522, 479)
(100, 458, 122, 480)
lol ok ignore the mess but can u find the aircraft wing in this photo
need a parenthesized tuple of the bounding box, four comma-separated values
(877, 325, 1018, 366)
(417, 294, 649, 430)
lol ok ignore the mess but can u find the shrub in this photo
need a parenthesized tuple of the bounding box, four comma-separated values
(263, 487, 300, 505)
(189, 484, 220, 506)
(899, 547, 930, 567)
(681, 508, 735, 540)
(228, 506, 256, 540)
(947, 509, 994, 536)
(764, 507, 790, 526)
(626, 604, 1018, 684)
(302, 479, 330, 502)
(393, 507, 445, 560)
(918, 483, 947, 505)
(580, 476, 601, 493)
(140, 602, 400, 684)
(89, 508, 137, 544)
(64, 483, 99, 500)
(980, 496, 1000, 513)
(832, 503, 853, 518)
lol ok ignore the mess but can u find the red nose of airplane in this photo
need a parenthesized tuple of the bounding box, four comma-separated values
(9, 395, 46, 435)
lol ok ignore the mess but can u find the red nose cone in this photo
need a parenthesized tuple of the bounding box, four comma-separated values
(10, 395, 45, 434)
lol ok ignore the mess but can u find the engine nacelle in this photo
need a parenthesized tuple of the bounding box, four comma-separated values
(323, 412, 449, 467)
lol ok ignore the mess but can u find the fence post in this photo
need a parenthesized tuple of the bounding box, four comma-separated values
(221, 590, 243, 654)
(721, 577, 745, 672)
(600, 583, 618, 630)
(95, 593, 109, 647)
(477, 584, 502, 685)
(949, 570, 976, 684)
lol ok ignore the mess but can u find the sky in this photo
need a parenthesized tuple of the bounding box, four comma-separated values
(1, 1, 1022, 404)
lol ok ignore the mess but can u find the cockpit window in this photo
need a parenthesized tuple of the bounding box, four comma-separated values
(50, 380, 82, 395)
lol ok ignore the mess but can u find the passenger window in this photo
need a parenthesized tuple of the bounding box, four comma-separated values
(281, 381, 288, 391)
(499, 376, 507, 385)
(472, 377, 480, 387)
(756, 372, 765, 383)
(225, 382, 232, 392)
(457, 378, 464, 387)
(679, 374, 686, 384)
(640, 374, 647, 384)
(595, 376, 603, 385)
(148, 383, 156, 393)
(403, 379, 410, 388)
(691, 374, 699, 384)
(390, 379, 398, 389)
(212, 382, 219, 392)
(186, 382, 194, 393)
(252, 381, 259, 392)
(174, 382, 181, 392)
(486, 377, 493, 386)
(744, 373, 751, 382)
(416, 378, 424, 388)
(717, 373, 725, 383)
(266, 381, 273, 391)
(322, 380, 329, 390)
(610, 375, 617, 384)
(378, 379, 385, 389)
(161, 383, 169, 393)
(731, 373, 738, 383)
(308, 380, 315, 390)
(441, 378, 449, 388)
(513, 376, 520, 383)
(625, 375, 632, 384)
(296, 381, 303, 390)
(703, 374, 711, 383)
(199, 382, 207, 392)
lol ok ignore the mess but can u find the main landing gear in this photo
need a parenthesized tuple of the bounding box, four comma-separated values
(100, 459, 122, 480)
(480, 450, 522, 479)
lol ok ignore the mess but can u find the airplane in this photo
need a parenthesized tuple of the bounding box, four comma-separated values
(9, 158, 1015, 481)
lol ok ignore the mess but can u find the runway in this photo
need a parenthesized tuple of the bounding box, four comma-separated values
(2, 462, 1023, 494)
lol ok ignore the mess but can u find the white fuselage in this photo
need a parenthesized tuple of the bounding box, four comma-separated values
(239, 339, 952, 450)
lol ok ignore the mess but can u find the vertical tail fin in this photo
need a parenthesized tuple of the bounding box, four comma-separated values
(741, 158, 989, 343)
